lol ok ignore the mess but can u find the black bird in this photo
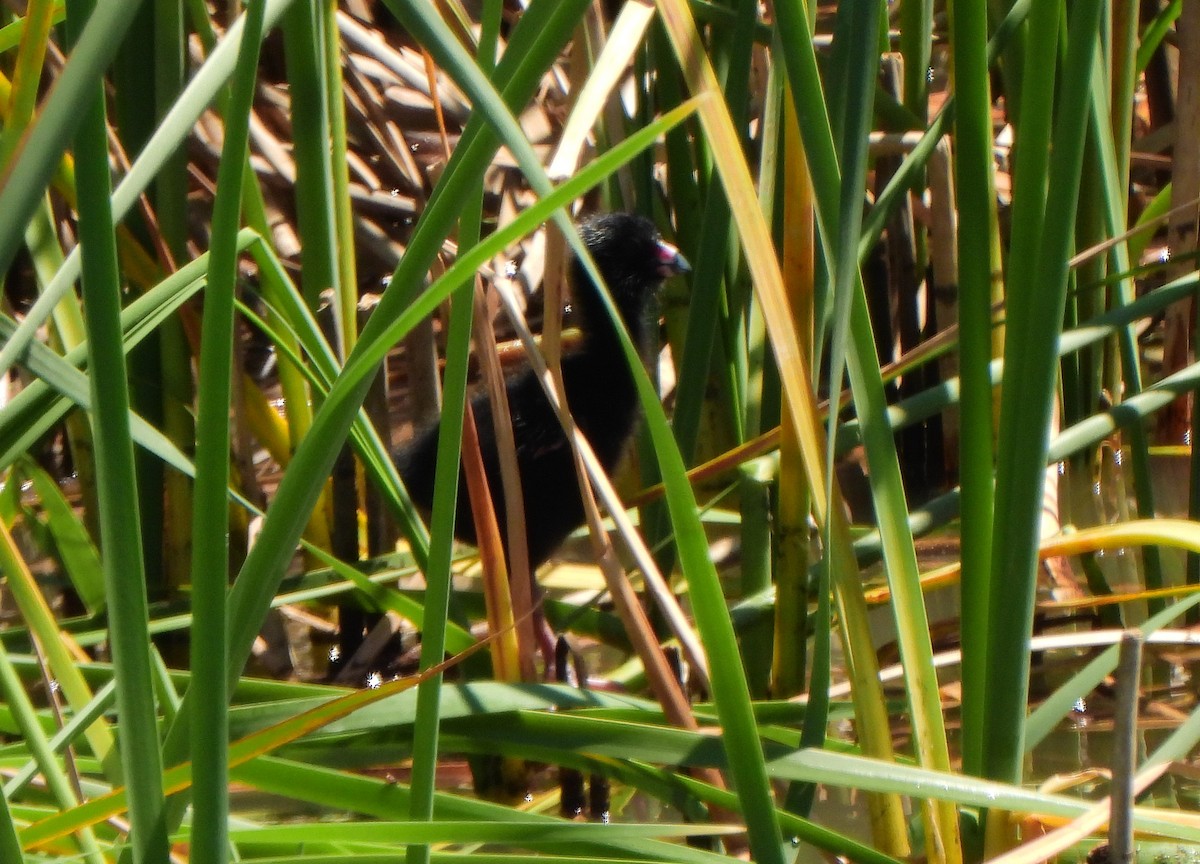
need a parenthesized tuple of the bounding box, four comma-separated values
(396, 212, 690, 568)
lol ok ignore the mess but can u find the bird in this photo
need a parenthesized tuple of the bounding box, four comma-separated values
(395, 212, 691, 570)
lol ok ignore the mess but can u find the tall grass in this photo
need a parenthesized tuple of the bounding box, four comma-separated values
(1, 1, 1199, 863)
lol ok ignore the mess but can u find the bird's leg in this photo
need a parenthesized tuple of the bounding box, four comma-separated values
(528, 576, 559, 678)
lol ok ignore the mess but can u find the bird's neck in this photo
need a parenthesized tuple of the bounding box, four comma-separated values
(571, 279, 655, 362)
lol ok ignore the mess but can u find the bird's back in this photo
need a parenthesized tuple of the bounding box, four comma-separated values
(396, 340, 642, 568)
(394, 212, 687, 569)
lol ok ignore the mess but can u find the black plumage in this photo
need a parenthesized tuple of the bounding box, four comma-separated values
(396, 212, 690, 568)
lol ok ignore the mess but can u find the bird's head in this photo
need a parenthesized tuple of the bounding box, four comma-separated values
(574, 213, 690, 306)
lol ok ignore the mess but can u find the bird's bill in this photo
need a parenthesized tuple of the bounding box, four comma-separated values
(655, 240, 691, 277)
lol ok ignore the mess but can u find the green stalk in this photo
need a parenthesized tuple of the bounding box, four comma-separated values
(404, 283, 475, 864)
(1085, 43, 1163, 610)
(66, 0, 167, 858)
(984, 0, 1105, 784)
(0, 241, 255, 472)
(242, 241, 430, 567)
(1027, 592, 1200, 751)
(860, 0, 1030, 266)
(109, 1, 172, 599)
(0, 469, 116, 778)
(407, 9, 502, 861)
(0, 0, 55, 167)
(154, 0, 194, 599)
(24, 199, 100, 541)
(155, 0, 595, 774)
(770, 85, 811, 701)
(323, 0, 358, 353)
(282, 2, 339, 318)
(154, 0, 187, 255)
(184, 0, 216, 49)
(775, 0, 962, 856)
(738, 459, 774, 698)
(986, 0, 1026, 120)
(770, 0, 911, 850)
(188, 2, 267, 862)
(4, 681, 117, 798)
(999, 0, 1060, 346)
(669, 0, 756, 462)
(0, 0, 297, 381)
(641, 3, 752, 579)
(947, 0, 998, 779)
(739, 45, 787, 707)
(898, 0, 932, 114)
(821, 0, 879, 506)
(0, 524, 102, 864)
(0, 0, 147, 308)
